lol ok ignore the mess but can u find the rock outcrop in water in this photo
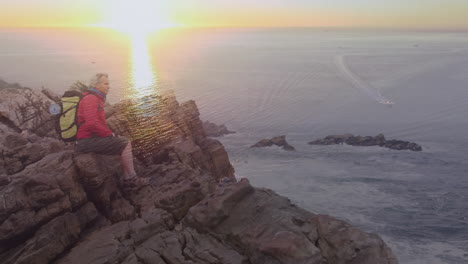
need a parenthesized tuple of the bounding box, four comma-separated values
(309, 133, 422, 151)
(0, 79, 397, 264)
(202, 121, 235, 137)
(251, 135, 296, 151)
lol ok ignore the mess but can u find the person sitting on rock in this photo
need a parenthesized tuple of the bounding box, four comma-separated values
(75, 73, 149, 190)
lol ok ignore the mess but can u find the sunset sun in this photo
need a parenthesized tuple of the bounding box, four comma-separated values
(103, 0, 176, 36)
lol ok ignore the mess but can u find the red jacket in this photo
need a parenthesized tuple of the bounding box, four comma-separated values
(76, 91, 112, 139)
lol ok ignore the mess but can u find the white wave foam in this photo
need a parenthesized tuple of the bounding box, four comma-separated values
(335, 54, 394, 105)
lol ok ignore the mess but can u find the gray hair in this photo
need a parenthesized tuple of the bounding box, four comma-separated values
(88, 73, 108, 89)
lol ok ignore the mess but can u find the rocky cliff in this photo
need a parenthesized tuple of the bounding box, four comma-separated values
(0, 79, 398, 264)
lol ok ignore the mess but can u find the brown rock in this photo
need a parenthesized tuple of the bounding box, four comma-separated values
(57, 217, 247, 264)
(13, 143, 47, 167)
(1, 203, 98, 264)
(4, 157, 24, 175)
(259, 231, 321, 263)
(251, 135, 296, 151)
(55, 221, 133, 264)
(0, 175, 10, 186)
(309, 133, 422, 152)
(185, 179, 397, 264)
(0, 151, 86, 245)
(1, 82, 398, 264)
(0, 83, 55, 137)
(199, 138, 236, 181)
(129, 209, 175, 245)
(1, 131, 66, 175)
(2, 132, 28, 149)
(185, 178, 254, 229)
(203, 120, 235, 137)
(315, 215, 397, 264)
(73, 153, 136, 222)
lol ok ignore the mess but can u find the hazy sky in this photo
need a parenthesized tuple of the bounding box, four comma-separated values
(1, 0, 467, 29)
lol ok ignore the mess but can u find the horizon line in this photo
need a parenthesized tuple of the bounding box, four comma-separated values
(1, 25, 468, 32)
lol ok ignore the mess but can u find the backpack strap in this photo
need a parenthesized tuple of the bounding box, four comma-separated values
(58, 93, 98, 133)
(61, 104, 78, 117)
(59, 122, 77, 133)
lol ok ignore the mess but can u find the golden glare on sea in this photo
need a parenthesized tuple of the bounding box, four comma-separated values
(96, 0, 183, 157)
(129, 34, 157, 97)
(123, 32, 180, 158)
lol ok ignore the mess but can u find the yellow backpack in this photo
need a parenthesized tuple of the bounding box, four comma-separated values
(55, 91, 95, 142)
(56, 90, 82, 142)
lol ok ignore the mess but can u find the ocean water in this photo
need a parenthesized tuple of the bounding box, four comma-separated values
(0, 27, 467, 263)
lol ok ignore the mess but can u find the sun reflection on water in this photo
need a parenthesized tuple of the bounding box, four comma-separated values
(129, 33, 157, 96)
(126, 33, 178, 158)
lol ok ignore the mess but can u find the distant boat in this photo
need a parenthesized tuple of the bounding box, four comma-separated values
(377, 98, 395, 107)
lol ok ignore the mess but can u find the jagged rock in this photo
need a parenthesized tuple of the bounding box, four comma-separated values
(88, 90, 232, 165)
(185, 179, 397, 264)
(203, 121, 235, 137)
(105, 93, 210, 160)
(308, 134, 355, 145)
(0, 122, 15, 134)
(133, 227, 247, 264)
(2, 132, 28, 149)
(20, 130, 42, 144)
(104, 100, 132, 138)
(0, 175, 10, 186)
(199, 138, 236, 181)
(0, 117, 21, 134)
(0, 151, 87, 255)
(1, 81, 398, 264)
(2, 203, 98, 264)
(55, 221, 134, 264)
(251, 135, 296, 151)
(56, 209, 246, 264)
(309, 133, 422, 151)
(345, 133, 386, 147)
(179, 100, 206, 143)
(0, 80, 56, 137)
(73, 153, 136, 222)
(0, 131, 66, 175)
(55, 209, 176, 264)
(384, 140, 422, 151)
(186, 178, 254, 229)
(185, 179, 322, 263)
(315, 215, 397, 264)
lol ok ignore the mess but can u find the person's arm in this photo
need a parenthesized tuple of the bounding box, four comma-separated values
(80, 96, 112, 137)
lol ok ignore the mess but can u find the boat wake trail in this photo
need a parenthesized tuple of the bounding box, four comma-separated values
(335, 55, 394, 106)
